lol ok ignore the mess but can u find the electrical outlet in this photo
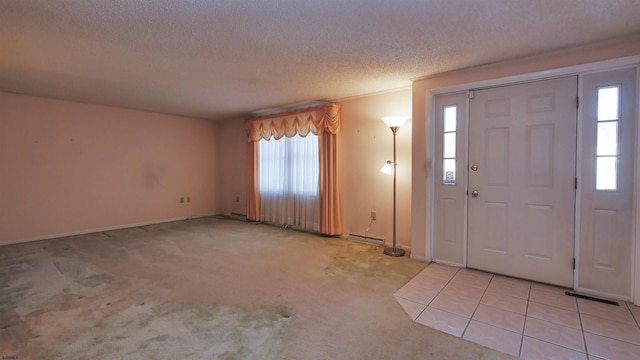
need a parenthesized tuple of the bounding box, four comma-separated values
(186, 196, 191, 203)
(370, 211, 377, 221)
(180, 197, 184, 203)
(236, 196, 240, 202)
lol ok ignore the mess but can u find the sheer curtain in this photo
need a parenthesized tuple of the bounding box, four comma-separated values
(259, 134, 319, 231)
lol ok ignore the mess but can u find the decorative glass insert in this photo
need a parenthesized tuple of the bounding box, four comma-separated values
(595, 85, 620, 191)
(443, 105, 457, 185)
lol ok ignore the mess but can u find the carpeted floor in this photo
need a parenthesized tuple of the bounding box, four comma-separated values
(0, 216, 515, 359)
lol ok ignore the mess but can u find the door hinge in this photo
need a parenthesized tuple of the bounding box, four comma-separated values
(573, 258, 576, 270)
(576, 96, 579, 108)
(468, 90, 474, 99)
(575, 177, 578, 189)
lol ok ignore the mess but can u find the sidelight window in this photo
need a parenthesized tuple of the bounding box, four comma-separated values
(443, 105, 457, 185)
(595, 86, 620, 191)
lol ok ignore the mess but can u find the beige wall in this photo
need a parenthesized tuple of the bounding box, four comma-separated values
(217, 119, 247, 216)
(216, 89, 413, 248)
(0, 93, 219, 244)
(411, 34, 640, 261)
(339, 90, 412, 248)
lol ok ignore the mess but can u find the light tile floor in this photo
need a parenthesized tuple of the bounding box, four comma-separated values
(394, 263, 640, 359)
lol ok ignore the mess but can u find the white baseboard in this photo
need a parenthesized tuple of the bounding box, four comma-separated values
(2, 213, 216, 246)
(410, 254, 427, 262)
(431, 260, 464, 268)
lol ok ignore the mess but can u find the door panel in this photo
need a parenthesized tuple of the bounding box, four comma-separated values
(468, 76, 578, 287)
(526, 125, 554, 187)
(433, 93, 468, 265)
(486, 128, 510, 185)
(579, 68, 637, 299)
(484, 202, 508, 252)
(523, 204, 553, 259)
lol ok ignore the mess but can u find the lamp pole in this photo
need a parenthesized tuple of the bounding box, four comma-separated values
(384, 125, 405, 257)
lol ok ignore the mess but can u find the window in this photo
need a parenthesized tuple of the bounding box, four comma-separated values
(245, 103, 342, 235)
(258, 133, 320, 231)
(595, 85, 620, 191)
(259, 134, 319, 196)
(443, 105, 457, 185)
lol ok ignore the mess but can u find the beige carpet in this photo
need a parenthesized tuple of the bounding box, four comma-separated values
(0, 217, 515, 359)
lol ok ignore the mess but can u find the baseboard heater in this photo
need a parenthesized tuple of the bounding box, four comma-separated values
(346, 233, 384, 245)
(565, 291, 619, 306)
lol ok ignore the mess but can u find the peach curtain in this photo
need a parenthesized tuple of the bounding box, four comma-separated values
(246, 141, 260, 221)
(245, 104, 342, 235)
(319, 132, 342, 235)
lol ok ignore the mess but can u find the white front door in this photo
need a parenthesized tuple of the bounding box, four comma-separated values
(578, 67, 637, 299)
(467, 76, 578, 287)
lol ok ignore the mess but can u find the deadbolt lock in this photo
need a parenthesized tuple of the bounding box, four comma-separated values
(471, 164, 479, 171)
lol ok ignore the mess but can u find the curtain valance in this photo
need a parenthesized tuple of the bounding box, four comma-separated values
(246, 103, 341, 142)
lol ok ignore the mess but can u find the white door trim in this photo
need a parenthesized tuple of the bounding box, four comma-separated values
(634, 65, 640, 306)
(425, 55, 640, 303)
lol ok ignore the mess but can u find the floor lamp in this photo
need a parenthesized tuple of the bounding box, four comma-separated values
(380, 115, 407, 257)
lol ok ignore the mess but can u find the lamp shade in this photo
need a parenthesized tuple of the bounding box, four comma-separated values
(380, 161, 393, 175)
(381, 115, 408, 128)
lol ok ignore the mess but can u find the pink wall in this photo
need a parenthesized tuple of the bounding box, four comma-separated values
(0, 93, 219, 244)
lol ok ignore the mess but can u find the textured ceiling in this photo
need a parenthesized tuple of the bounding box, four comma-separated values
(1, 0, 640, 120)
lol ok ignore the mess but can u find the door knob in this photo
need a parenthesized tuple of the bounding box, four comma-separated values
(471, 164, 479, 171)
(471, 190, 479, 198)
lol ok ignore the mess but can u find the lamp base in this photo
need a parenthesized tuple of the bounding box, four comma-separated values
(383, 247, 405, 257)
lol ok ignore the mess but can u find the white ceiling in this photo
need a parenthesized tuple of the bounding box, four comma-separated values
(1, 1, 640, 120)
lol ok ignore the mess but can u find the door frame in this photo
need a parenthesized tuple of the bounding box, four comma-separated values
(425, 55, 640, 303)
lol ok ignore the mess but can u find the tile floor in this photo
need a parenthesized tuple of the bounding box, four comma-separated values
(394, 263, 640, 359)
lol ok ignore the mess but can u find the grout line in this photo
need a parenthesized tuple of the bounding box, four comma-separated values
(576, 295, 590, 356)
(518, 281, 532, 358)
(578, 303, 640, 347)
(460, 272, 492, 339)
(412, 304, 429, 322)
(581, 330, 640, 347)
(626, 301, 640, 329)
(580, 302, 640, 346)
(522, 336, 588, 356)
(422, 266, 468, 333)
(408, 266, 458, 321)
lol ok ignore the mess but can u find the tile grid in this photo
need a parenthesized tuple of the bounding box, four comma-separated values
(474, 275, 529, 357)
(456, 273, 524, 345)
(394, 264, 640, 360)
